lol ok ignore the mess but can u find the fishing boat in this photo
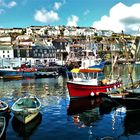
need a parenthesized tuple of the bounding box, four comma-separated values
(107, 31, 140, 110)
(0, 117, 6, 138)
(0, 67, 23, 79)
(11, 96, 41, 124)
(0, 100, 9, 115)
(67, 67, 122, 98)
(0, 63, 37, 79)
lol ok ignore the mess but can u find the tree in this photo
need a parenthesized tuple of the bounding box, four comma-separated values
(44, 29, 48, 35)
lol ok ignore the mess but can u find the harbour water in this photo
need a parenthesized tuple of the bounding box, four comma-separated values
(1, 64, 140, 140)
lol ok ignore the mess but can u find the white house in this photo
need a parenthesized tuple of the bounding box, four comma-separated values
(0, 28, 23, 35)
(0, 45, 14, 59)
(98, 30, 114, 37)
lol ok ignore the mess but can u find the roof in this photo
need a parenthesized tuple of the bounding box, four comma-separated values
(71, 68, 102, 73)
(53, 38, 68, 43)
(32, 45, 56, 50)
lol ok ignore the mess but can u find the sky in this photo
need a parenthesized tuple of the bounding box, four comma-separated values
(0, 0, 140, 34)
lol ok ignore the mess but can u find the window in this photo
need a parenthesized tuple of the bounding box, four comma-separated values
(3, 55, 5, 58)
(3, 51, 5, 53)
(7, 51, 9, 53)
(7, 55, 9, 58)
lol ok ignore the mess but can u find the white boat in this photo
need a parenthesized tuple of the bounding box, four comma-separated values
(0, 100, 9, 115)
(0, 117, 6, 138)
(11, 96, 41, 124)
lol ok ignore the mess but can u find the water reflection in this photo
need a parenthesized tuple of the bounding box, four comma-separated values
(67, 96, 140, 139)
(124, 110, 140, 135)
(67, 97, 126, 139)
(68, 97, 117, 113)
(0, 76, 67, 99)
(12, 113, 42, 138)
(67, 97, 119, 127)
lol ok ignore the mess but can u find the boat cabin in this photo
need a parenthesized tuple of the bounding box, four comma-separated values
(71, 68, 105, 85)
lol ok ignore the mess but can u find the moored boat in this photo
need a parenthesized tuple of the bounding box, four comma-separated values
(0, 100, 9, 115)
(0, 63, 37, 79)
(108, 92, 140, 110)
(11, 96, 41, 124)
(35, 71, 59, 78)
(0, 116, 6, 138)
(0, 68, 23, 79)
(67, 67, 122, 98)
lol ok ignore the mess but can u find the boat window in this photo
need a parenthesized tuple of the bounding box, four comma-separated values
(88, 73, 94, 79)
(77, 73, 83, 78)
(83, 73, 88, 79)
(93, 73, 97, 79)
(98, 72, 105, 80)
(72, 73, 77, 79)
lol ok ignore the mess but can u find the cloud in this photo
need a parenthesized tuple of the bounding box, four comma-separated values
(53, 2, 62, 10)
(92, 2, 140, 34)
(34, 8, 59, 23)
(84, 9, 90, 15)
(67, 15, 79, 26)
(7, 1, 16, 8)
(0, 0, 17, 8)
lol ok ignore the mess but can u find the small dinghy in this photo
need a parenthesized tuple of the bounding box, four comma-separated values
(11, 96, 41, 124)
(0, 100, 9, 115)
(0, 117, 6, 138)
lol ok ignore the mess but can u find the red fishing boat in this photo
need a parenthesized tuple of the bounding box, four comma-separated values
(67, 68, 123, 98)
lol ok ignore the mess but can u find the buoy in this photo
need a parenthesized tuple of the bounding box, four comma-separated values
(90, 92, 95, 96)
(45, 85, 49, 90)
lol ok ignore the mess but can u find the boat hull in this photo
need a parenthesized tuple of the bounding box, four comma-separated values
(0, 100, 9, 116)
(14, 112, 39, 124)
(0, 69, 36, 79)
(12, 113, 42, 136)
(0, 69, 23, 79)
(67, 81, 122, 98)
(0, 117, 6, 138)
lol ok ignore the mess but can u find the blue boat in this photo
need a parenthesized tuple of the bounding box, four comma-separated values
(0, 64, 37, 79)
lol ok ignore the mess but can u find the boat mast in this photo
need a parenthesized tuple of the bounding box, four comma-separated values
(135, 26, 140, 63)
(122, 30, 134, 88)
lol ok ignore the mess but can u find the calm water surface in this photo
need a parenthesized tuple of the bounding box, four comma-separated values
(0, 64, 140, 140)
